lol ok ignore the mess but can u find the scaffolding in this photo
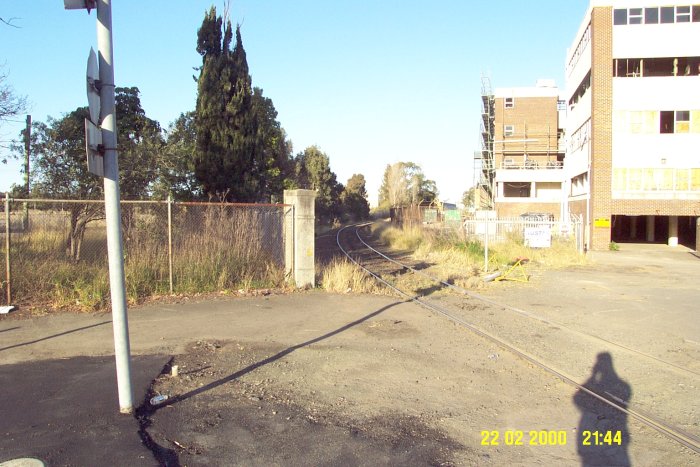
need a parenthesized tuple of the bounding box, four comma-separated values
(474, 74, 495, 209)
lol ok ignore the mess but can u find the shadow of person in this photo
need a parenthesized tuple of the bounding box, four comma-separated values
(573, 352, 632, 466)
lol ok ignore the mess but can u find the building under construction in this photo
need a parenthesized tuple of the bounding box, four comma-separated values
(475, 77, 566, 218)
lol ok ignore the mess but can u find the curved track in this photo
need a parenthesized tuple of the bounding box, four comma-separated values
(336, 223, 700, 454)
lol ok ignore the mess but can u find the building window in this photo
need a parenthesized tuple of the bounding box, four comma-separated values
(614, 58, 642, 77)
(659, 110, 690, 133)
(676, 110, 690, 133)
(629, 8, 643, 24)
(677, 5, 691, 22)
(614, 9, 627, 25)
(645, 7, 659, 23)
(504, 125, 515, 136)
(615, 56, 700, 77)
(694, 5, 700, 21)
(660, 111, 675, 133)
(661, 6, 675, 23)
(504, 182, 531, 198)
(504, 97, 514, 109)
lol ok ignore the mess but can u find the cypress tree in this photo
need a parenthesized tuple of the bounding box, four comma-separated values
(194, 7, 260, 201)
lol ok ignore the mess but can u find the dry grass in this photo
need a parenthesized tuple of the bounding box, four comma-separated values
(5, 205, 287, 312)
(378, 223, 586, 290)
(320, 258, 385, 295)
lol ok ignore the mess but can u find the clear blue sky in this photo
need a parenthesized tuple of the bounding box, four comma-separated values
(1, 1, 590, 205)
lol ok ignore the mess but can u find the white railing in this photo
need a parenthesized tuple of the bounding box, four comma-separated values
(500, 160, 563, 170)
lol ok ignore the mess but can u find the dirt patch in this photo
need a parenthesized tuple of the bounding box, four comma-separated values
(141, 340, 465, 466)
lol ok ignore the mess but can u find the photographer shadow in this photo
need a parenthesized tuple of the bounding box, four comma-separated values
(573, 352, 632, 466)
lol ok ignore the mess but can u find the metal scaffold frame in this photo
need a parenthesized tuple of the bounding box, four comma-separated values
(474, 74, 495, 209)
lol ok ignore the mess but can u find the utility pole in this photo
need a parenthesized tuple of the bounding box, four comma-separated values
(65, 0, 133, 414)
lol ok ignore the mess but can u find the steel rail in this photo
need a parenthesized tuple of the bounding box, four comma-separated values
(336, 224, 700, 454)
(353, 226, 700, 379)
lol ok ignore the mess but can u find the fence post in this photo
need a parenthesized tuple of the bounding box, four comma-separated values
(4, 194, 10, 305)
(167, 195, 173, 294)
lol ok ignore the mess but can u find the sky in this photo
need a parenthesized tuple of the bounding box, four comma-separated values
(0, 1, 590, 205)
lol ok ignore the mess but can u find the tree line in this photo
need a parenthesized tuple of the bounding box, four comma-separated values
(6, 6, 371, 226)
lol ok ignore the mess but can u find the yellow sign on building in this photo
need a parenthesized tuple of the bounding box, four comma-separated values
(594, 218, 611, 228)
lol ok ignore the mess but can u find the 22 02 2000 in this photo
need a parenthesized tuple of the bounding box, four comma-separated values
(481, 430, 568, 446)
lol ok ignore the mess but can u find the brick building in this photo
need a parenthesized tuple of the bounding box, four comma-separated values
(488, 80, 566, 219)
(565, 1, 700, 249)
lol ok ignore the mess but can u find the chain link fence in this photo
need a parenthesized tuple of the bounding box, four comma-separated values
(1, 197, 292, 310)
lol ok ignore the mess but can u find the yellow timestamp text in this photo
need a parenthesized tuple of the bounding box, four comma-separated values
(581, 430, 622, 446)
(481, 430, 567, 446)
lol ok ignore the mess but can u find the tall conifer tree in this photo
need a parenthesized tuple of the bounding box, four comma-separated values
(194, 7, 260, 201)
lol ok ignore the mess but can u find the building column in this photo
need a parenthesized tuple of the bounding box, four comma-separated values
(629, 216, 638, 239)
(646, 215, 655, 242)
(668, 215, 679, 247)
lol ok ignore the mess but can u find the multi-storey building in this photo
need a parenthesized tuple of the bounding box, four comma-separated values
(490, 80, 566, 219)
(565, 1, 700, 249)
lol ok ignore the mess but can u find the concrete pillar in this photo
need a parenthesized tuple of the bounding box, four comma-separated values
(284, 189, 316, 288)
(646, 215, 655, 242)
(668, 215, 679, 247)
(629, 216, 638, 239)
(696, 217, 700, 253)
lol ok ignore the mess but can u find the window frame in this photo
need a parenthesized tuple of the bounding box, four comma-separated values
(504, 124, 515, 137)
(677, 5, 691, 22)
(645, 7, 659, 23)
(629, 7, 643, 24)
(614, 8, 628, 25)
(661, 6, 675, 23)
(504, 97, 514, 109)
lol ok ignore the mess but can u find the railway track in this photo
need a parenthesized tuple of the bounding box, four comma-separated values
(336, 223, 700, 455)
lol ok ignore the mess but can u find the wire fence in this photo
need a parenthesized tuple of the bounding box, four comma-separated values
(461, 215, 585, 253)
(389, 205, 585, 253)
(1, 197, 292, 310)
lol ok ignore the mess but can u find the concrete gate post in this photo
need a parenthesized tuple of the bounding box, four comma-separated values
(284, 189, 316, 288)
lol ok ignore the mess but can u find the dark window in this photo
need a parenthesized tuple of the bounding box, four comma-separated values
(505, 97, 514, 109)
(677, 5, 691, 22)
(504, 182, 531, 198)
(645, 7, 659, 23)
(644, 57, 675, 77)
(614, 8, 628, 25)
(660, 111, 675, 133)
(629, 8, 643, 24)
(614, 58, 642, 77)
(693, 5, 700, 22)
(661, 6, 675, 23)
(676, 57, 690, 75)
(676, 110, 690, 121)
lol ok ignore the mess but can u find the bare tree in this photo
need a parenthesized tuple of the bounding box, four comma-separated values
(0, 65, 28, 126)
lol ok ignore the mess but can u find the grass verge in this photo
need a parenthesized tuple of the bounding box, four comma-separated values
(320, 258, 385, 295)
